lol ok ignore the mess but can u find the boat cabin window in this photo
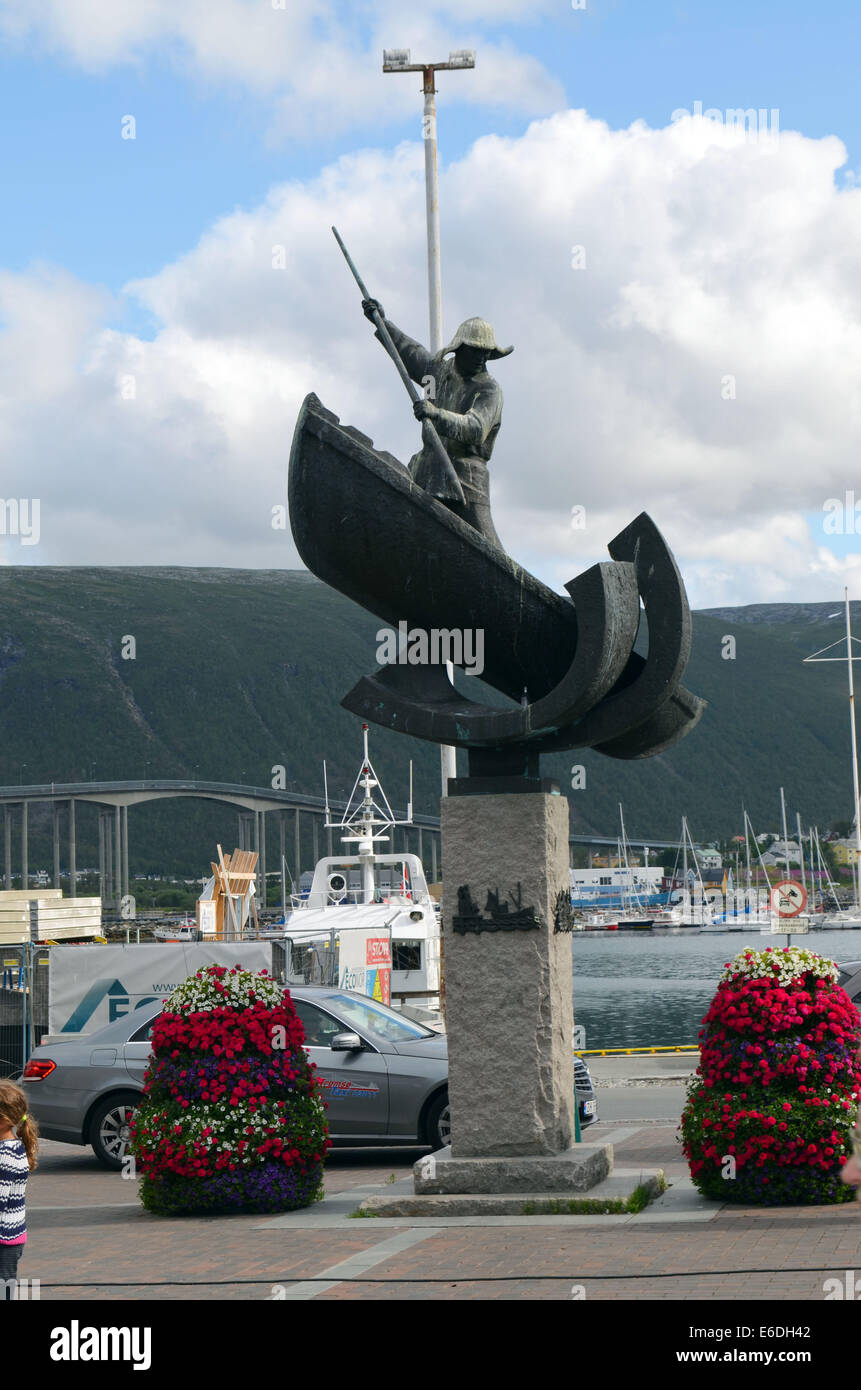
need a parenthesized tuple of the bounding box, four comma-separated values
(392, 940, 422, 972)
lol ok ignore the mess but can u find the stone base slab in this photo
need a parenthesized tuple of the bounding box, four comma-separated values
(413, 1143, 612, 1195)
(357, 1167, 663, 1218)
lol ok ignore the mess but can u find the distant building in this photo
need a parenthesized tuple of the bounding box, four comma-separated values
(570, 867, 664, 891)
(696, 849, 722, 871)
(761, 840, 802, 868)
(832, 839, 861, 866)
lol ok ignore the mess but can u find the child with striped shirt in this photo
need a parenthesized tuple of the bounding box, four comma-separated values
(0, 1080, 38, 1300)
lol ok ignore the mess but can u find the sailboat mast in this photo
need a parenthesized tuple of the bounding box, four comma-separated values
(845, 590, 861, 909)
(682, 816, 688, 911)
(796, 811, 807, 904)
(779, 786, 791, 882)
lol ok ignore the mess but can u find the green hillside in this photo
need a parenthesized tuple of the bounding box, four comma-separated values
(0, 567, 856, 875)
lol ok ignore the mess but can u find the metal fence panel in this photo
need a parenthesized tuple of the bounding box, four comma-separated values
(0, 946, 27, 1078)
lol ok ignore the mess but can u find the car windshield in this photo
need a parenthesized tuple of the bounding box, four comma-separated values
(323, 993, 434, 1043)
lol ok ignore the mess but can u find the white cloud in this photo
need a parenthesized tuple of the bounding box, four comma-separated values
(0, 0, 566, 140)
(3, 108, 861, 607)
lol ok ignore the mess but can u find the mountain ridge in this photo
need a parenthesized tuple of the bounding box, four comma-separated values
(0, 567, 856, 873)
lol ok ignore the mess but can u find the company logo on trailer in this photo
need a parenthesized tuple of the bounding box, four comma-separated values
(60, 978, 166, 1032)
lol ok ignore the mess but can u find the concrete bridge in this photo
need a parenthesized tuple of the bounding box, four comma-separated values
(0, 780, 444, 909)
(0, 779, 681, 908)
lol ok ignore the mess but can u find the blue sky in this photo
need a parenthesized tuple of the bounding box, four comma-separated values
(2, 0, 859, 302)
(1, 0, 861, 599)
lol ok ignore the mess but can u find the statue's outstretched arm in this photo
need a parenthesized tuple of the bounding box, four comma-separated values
(374, 321, 434, 386)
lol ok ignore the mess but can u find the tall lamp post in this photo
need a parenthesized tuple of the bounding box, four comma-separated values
(383, 47, 475, 799)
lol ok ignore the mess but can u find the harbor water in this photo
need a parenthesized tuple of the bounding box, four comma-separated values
(572, 928, 861, 1050)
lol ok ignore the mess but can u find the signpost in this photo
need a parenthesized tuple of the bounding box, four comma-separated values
(769, 879, 809, 945)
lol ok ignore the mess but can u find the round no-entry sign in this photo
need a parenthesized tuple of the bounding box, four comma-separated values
(770, 880, 808, 918)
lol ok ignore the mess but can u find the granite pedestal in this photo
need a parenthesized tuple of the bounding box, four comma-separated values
(417, 790, 611, 1195)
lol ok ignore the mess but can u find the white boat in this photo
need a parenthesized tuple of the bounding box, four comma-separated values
(270, 725, 441, 1016)
(152, 918, 200, 943)
(822, 910, 861, 929)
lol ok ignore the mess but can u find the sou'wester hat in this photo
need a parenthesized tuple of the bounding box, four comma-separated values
(436, 317, 514, 361)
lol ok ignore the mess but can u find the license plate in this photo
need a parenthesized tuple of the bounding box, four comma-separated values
(583, 1099, 597, 1116)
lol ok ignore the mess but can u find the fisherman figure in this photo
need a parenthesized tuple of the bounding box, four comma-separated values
(361, 298, 512, 547)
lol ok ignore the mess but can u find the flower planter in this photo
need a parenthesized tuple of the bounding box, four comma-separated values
(131, 965, 329, 1215)
(681, 947, 861, 1206)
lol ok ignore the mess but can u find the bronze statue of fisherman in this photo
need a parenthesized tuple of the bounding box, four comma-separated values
(290, 229, 706, 770)
(361, 298, 511, 547)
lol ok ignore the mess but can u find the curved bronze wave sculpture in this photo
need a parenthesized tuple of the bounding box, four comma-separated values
(289, 392, 705, 778)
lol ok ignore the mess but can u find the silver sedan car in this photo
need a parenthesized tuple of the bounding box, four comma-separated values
(21, 986, 596, 1168)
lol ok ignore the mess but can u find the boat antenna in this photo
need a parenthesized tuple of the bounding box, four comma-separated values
(323, 759, 331, 821)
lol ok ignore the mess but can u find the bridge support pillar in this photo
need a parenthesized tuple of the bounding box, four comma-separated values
(20, 802, 27, 891)
(312, 814, 319, 865)
(115, 805, 122, 907)
(98, 811, 106, 902)
(104, 810, 113, 907)
(69, 800, 76, 898)
(279, 813, 286, 914)
(294, 809, 301, 887)
(52, 804, 61, 889)
(431, 833, 438, 884)
(122, 805, 129, 903)
(4, 807, 10, 890)
(259, 809, 266, 913)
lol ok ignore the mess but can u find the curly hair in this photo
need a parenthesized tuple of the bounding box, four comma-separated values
(0, 1080, 38, 1171)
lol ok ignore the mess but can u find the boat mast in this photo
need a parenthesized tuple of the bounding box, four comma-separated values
(802, 590, 861, 909)
(330, 722, 413, 904)
(796, 810, 807, 906)
(815, 824, 843, 916)
(779, 786, 791, 883)
(808, 824, 817, 910)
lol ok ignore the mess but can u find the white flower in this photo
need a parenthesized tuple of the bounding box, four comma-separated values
(166, 965, 283, 1015)
(721, 946, 839, 989)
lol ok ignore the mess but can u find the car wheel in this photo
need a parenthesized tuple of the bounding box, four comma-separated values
(88, 1093, 140, 1171)
(424, 1090, 450, 1149)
